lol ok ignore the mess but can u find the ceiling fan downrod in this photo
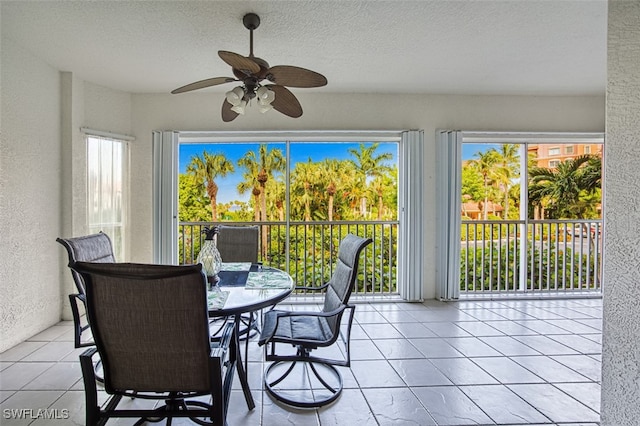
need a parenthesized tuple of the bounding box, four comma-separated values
(243, 13, 260, 58)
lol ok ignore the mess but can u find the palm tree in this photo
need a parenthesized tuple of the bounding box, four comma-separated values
(471, 149, 500, 220)
(318, 159, 342, 221)
(238, 144, 285, 253)
(528, 154, 601, 219)
(348, 143, 392, 218)
(236, 168, 261, 222)
(291, 159, 318, 222)
(238, 144, 285, 222)
(267, 178, 286, 222)
(494, 144, 519, 219)
(186, 151, 235, 221)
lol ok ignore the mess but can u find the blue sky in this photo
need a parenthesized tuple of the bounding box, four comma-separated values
(462, 143, 502, 161)
(179, 142, 398, 203)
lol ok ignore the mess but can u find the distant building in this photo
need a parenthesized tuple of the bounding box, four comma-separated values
(461, 200, 504, 220)
(528, 143, 603, 169)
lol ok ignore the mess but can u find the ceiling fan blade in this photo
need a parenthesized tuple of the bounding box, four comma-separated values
(221, 99, 239, 122)
(267, 85, 303, 118)
(218, 51, 260, 75)
(266, 65, 327, 88)
(171, 77, 236, 94)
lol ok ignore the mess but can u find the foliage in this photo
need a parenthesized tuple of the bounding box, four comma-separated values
(460, 240, 600, 291)
(529, 154, 602, 219)
(461, 166, 484, 202)
(179, 142, 398, 224)
(186, 151, 235, 221)
(263, 223, 397, 293)
(178, 174, 211, 222)
(462, 145, 602, 221)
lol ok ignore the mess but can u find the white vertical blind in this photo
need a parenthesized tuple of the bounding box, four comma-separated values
(152, 131, 179, 264)
(397, 130, 425, 301)
(86, 136, 128, 261)
(436, 130, 462, 300)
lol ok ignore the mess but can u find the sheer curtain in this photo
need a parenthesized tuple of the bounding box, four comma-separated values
(436, 130, 462, 300)
(86, 135, 128, 261)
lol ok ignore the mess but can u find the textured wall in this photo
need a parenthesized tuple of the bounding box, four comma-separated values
(0, 39, 63, 352)
(1, 41, 132, 350)
(131, 92, 605, 298)
(601, 1, 640, 424)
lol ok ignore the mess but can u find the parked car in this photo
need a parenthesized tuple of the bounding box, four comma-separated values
(568, 223, 601, 238)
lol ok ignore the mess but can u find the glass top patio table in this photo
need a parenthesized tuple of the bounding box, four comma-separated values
(207, 262, 294, 316)
(206, 262, 294, 411)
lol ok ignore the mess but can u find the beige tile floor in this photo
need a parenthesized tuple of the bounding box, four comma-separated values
(0, 298, 602, 425)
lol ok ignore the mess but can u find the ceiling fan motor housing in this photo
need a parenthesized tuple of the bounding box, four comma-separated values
(243, 13, 260, 30)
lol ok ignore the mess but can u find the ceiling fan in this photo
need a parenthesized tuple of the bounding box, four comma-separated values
(171, 13, 327, 122)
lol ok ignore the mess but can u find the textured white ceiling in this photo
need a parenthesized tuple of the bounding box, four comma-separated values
(1, 1, 607, 96)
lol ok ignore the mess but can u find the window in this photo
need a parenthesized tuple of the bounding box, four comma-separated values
(442, 131, 604, 299)
(565, 146, 574, 154)
(154, 130, 425, 300)
(176, 138, 399, 292)
(87, 136, 128, 260)
(585, 146, 591, 154)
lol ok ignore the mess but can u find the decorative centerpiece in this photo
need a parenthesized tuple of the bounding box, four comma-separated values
(197, 226, 223, 287)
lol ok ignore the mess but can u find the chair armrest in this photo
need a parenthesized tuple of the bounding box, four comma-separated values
(211, 322, 234, 358)
(294, 282, 330, 292)
(80, 346, 98, 361)
(258, 305, 348, 346)
(273, 305, 347, 319)
(70, 293, 86, 302)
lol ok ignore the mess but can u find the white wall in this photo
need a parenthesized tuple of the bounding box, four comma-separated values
(1, 38, 63, 351)
(601, 1, 640, 424)
(0, 37, 132, 352)
(131, 92, 604, 298)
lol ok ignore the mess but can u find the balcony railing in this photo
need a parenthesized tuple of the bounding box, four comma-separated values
(180, 219, 602, 299)
(179, 220, 399, 297)
(461, 219, 603, 296)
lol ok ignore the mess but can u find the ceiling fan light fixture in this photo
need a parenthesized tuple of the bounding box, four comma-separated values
(256, 86, 275, 104)
(258, 102, 274, 114)
(230, 99, 247, 115)
(225, 86, 245, 106)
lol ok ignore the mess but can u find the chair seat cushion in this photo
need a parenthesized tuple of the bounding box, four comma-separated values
(259, 310, 334, 346)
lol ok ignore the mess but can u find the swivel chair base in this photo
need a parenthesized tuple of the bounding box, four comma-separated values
(264, 359, 343, 408)
(134, 399, 219, 426)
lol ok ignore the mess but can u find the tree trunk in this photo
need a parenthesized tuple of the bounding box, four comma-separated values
(253, 189, 260, 222)
(482, 175, 489, 221)
(260, 182, 268, 257)
(207, 181, 219, 221)
(360, 197, 367, 218)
